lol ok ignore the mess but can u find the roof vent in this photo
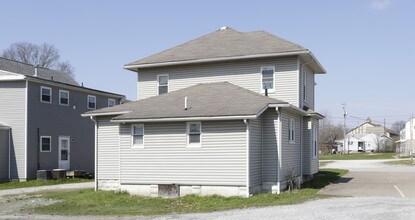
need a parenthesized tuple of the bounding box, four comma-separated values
(220, 26, 229, 31)
(34, 65, 39, 77)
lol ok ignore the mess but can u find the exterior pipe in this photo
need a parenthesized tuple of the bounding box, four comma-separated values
(244, 119, 250, 197)
(276, 107, 282, 194)
(8, 127, 11, 180)
(90, 116, 98, 191)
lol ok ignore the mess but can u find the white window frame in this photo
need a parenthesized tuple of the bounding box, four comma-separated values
(157, 74, 169, 95)
(312, 125, 317, 158)
(40, 86, 52, 103)
(289, 118, 295, 144)
(187, 121, 201, 148)
(260, 66, 275, 93)
(108, 98, 116, 107)
(87, 95, 96, 109)
(59, 90, 70, 106)
(131, 124, 144, 148)
(40, 136, 52, 152)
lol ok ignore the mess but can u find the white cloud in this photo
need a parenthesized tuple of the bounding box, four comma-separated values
(370, 0, 392, 10)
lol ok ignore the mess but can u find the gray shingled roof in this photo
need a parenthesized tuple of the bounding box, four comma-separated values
(84, 82, 287, 120)
(0, 57, 79, 86)
(126, 27, 308, 67)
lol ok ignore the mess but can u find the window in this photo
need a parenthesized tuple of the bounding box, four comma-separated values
(187, 122, 201, 147)
(59, 90, 69, 106)
(131, 124, 144, 148)
(108, 98, 116, 107)
(261, 66, 275, 92)
(157, 74, 169, 95)
(289, 118, 295, 143)
(87, 95, 96, 109)
(40, 86, 52, 103)
(40, 136, 51, 152)
(303, 70, 307, 101)
(312, 125, 317, 158)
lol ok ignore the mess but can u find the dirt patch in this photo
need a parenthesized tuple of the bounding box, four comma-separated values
(0, 194, 57, 216)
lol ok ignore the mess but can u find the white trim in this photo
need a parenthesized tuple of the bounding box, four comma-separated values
(260, 66, 275, 93)
(40, 86, 52, 103)
(87, 95, 97, 110)
(157, 74, 169, 95)
(186, 121, 201, 148)
(0, 70, 26, 81)
(40, 136, 52, 152)
(112, 115, 257, 123)
(90, 116, 98, 191)
(58, 136, 71, 170)
(108, 98, 116, 107)
(59, 89, 70, 106)
(131, 124, 144, 148)
(276, 108, 282, 194)
(24, 80, 28, 179)
(244, 119, 250, 197)
(81, 111, 132, 117)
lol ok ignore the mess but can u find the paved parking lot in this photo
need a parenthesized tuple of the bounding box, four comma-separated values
(320, 159, 415, 198)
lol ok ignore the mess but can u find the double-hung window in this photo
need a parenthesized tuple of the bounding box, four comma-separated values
(87, 95, 96, 109)
(59, 90, 69, 106)
(187, 122, 201, 147)
(261, 66, 275, 93)
(157, 74, 169, 95)
(41, 86, 52, 103)
(312, 125, 317, 157)
(108, 98, 116, 107)
(131, 124, 144, 148)
(289, 118, 295, 143)
(40, 136, 51, 152)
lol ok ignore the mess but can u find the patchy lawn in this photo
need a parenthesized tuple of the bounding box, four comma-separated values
(384, 159, 414, 166)
(27, 169, 347, 216)
(319, 161, 334, 167)
(0, 178, 92, 190)
(319, 153, 396, 160)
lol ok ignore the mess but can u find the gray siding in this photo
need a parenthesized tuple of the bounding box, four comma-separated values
(262, 109, 279, 183)
(0, 128, 9, 181)
(26, 81, 121, 179)
(97, 117, 120, 180)
(119, 120, 247, 186)
(281, 109, 302, 180)
(138, 57, 300, 107)
(249, 117, 262, 187)
(0, 81, 26, 179)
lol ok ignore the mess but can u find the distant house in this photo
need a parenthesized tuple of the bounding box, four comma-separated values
(348, 117, 398, 138)
(0, 58, 125, 181)
(397, 118, 415, 156)
(336, 133, 392, 152)
(84, 27, 326, 197)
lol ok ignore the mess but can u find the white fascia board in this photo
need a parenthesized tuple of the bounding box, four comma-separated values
(268, 103, 308, 115)
(124, 51, 308, 70)
(0, 70, 26, 81)
(81, 111, 131, 117)
(111, 115, 257, 123)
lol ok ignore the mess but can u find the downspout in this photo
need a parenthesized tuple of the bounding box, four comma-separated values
(90, 116, 98, 191)
(8, 128, 11, 180)
(276, 107, 282, 194)
(244, 119, 250, 197)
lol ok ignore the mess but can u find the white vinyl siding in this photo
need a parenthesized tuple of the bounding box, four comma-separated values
(249, 117, 262, 187)
(119, 121, 247, 186)
(261, 109, 279, 183)
(40, 86, 52, 103)
(281, 109, 302, 180)
(97, 118, 120, 180)
(138, 57, 300, 106)
(59, 90, 69, 106)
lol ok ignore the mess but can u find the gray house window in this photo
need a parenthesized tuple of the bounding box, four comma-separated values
(87, 95, 96, 109)
(313, 125, 317, 157)
(289, 118, 295, 143)
(40, 136, 51, 152)
(187, 122, 201, 147)
(59, 90, 69, 106)
(261, 66, 275, 93)
(131, 124, 144, 148)
(108, 98, 116, 107)
(41, 86, 52, 103)
(157, 74, 169, 95)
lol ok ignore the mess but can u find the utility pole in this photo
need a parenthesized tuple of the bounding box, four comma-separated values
(411, 114, 414, 165)
(342, 103, 347, 154)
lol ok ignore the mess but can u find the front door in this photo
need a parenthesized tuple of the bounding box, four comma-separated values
(58, 136, 70, 170)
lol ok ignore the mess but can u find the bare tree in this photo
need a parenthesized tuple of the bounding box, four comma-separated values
(391, 120, 406, 134)
(2, 42, 75, 79)
(319, 110, 344, 154)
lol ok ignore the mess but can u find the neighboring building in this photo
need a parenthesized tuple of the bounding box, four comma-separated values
(84, 27, 326, 197)
(348, 117, 398, 138)
(397, 118, 415, 156)
(336, 133, 392, 153)
(0, 57, 125, 181)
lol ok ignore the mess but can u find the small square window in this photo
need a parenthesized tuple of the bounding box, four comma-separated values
(132, 124, 144, 148)
(187, 122, 201, 147)
(59, 90, 69, 106)
(40, 136, 51, 152)
(41, 86, 52, 103)
(108, 98, 116, 107)
(87, 95, 96, 109)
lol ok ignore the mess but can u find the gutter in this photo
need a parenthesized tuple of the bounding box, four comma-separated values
(276, 107, 282, 194)
(81, 111, 132, 117)
(244, 119, 250, 197)
(111, 115, 258, 123)
(90, 116, 98, 191)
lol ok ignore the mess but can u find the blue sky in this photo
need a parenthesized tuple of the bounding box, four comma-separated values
(2, 0, 414, 128)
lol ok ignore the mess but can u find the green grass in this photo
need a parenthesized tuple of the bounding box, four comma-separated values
(319, 152, 396, 160)
(319, 161, 334, 167)
(384, 159, 414, 166)
(28, 169, 347, 216)
(0, 178, 92, 190)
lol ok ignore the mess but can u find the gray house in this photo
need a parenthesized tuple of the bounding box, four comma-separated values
(84, 27, 326, 197)
(0, 58, 125, 181)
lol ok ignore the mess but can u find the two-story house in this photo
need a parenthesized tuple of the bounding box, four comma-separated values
(83, 27, 326, 197)
(397, 118, 415, 156)
(0, 57, 125, 181)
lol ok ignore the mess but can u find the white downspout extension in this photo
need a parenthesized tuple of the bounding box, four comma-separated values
(276, 107, 282, 194)
(90, 116, 98, 191)
(244, 119, 250, 197)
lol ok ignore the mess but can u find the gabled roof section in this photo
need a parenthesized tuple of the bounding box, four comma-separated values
(83, 82, 288, 121)
(0, 57, 79, 86)
(125, 27, 325, 73)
